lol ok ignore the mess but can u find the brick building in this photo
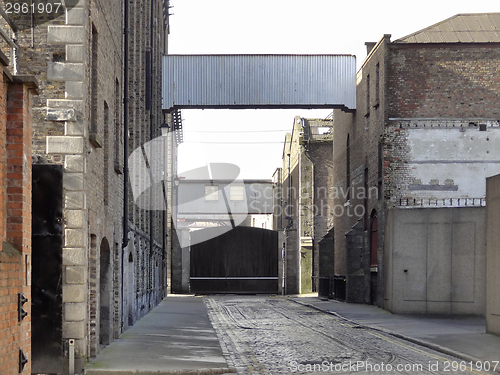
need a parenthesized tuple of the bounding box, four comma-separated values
(331, 13, 500, 313)
(1, 0, 176, 372)
(0, 39, 38, 374)
(277, 116, 334, 294)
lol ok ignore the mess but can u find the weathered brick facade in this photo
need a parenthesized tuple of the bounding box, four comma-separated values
(278, 116, 334, 294)
(332, 14, 500, 308)
(1, 0, 173, 372)
(0, 51, 38, 375)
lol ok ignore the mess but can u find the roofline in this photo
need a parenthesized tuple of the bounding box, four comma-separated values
(389, 41, 500, 48)
(393, 13, 500, 43)
(178, 179, 273, 184)
(360, 34, 391, 71)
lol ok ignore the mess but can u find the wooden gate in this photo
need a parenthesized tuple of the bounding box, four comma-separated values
(190, 226, 278, 294)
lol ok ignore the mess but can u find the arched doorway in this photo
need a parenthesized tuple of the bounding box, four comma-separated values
(99, 238, 112, 346)
(370, 211, 378, 304)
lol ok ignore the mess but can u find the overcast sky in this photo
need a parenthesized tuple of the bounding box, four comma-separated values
(168, 0, 496, 180)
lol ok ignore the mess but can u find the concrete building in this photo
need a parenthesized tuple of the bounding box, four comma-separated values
(0, 29, 38, 373)
(277, 116, 334, 294)
(486, 174, 500, 335)
(0, 1, 175, 372)
(331, 13, 500, 313)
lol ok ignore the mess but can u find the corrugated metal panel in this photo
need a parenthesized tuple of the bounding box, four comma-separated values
(162, 55, 356, 111)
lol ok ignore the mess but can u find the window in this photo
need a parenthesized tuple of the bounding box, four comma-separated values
(378, 143, 383, 200)
(230, 185, 245, 201)
(365, 74, 370, 117)
(364, 167, 368, 229)
(114, 78, 122, 173)
(370, 212, 378, 268)
(346, 134, 351, 200)
(374, 63, 380, 108)
(89, 24, 101, 147)
(90, 24, 98, 134)
(104, 101, 109, 205)
(205, 185, 218, 201)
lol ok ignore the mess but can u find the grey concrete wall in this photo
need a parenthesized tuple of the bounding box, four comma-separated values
(486, 174, 500, 335)
(384, 207, 486, 315)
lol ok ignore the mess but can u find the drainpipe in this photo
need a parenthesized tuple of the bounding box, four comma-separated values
(148, 0, 155, 306)
(121, 0, 130, 332)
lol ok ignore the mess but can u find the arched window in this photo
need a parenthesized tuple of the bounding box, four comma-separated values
(370, 211, 378, 268)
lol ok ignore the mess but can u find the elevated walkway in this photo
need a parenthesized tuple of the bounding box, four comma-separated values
(163, 54, 356, 112)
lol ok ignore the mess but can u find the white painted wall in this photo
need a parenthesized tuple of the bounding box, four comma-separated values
(407, 127, 500, 199)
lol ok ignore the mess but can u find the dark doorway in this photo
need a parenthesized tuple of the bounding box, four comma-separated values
(318, 228, 334, 299)
(190, 226, 278, 294)
(99, 238, 112, 346)
(31, 165, 63, 374)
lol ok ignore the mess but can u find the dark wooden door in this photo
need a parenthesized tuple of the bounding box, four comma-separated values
(190, 226, 278, 293)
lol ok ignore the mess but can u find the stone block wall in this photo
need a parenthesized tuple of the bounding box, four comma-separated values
(9, 0, 170, 372)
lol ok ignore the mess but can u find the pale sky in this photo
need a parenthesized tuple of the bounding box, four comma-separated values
(169, 0, 497, 180)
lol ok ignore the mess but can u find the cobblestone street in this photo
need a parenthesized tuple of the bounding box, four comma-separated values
(206, 296, 496, 375)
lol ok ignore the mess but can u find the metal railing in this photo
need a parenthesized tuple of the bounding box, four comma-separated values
(396, 197, 486, 208)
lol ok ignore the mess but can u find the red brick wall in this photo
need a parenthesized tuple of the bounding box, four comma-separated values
(0, 62, 37, 374)
(0, 66, 5, 245)
(388, 43, 500, 119)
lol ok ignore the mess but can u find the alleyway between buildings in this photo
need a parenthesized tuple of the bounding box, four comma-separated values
(85, 295, 500, 375)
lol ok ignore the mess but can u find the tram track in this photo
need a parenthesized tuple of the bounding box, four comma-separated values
(205, 295, 494, 375)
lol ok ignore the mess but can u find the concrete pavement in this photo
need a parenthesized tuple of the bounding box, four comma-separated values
(84, 295, 236, 375)
(291, 294, 500, 370)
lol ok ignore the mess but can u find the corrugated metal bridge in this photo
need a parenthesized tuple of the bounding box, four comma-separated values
(162, 54, 356, 111)
(162, 55, 356, 294)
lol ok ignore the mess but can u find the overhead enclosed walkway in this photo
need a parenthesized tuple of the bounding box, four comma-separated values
(162, 54, 356, 111)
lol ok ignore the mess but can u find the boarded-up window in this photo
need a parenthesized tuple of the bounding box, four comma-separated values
(205, 185, 218, 201)
(230, 185, 245, 201)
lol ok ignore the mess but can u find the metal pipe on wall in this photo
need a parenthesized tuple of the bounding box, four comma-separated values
(121, 0, 130, 332)
(149, 0, 154, 304)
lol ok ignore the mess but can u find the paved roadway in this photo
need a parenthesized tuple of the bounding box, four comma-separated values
(206, 295, 498, 375)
